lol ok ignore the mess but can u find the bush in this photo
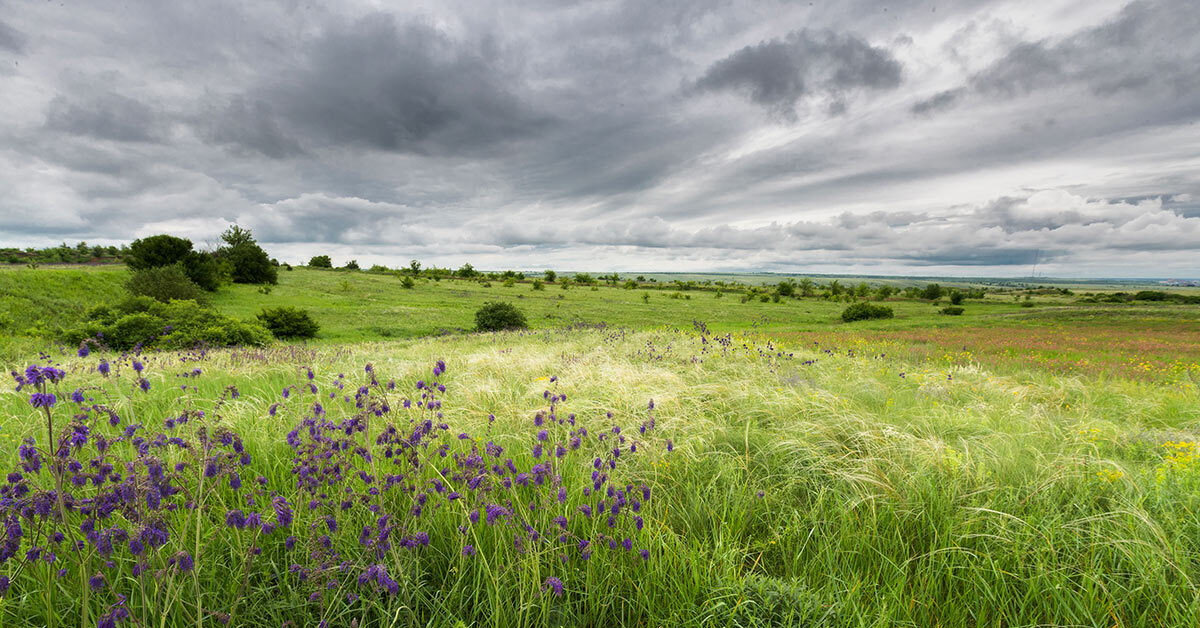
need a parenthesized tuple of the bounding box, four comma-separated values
(125, 265, 209, 304)
(222, 242, 278, 284)
(921, 283, 943, 300)
(64, 298, 271, 350)
(532, 280, 545, 291)
(544, 270, 556, 283)
(256, 306, 320, 339)
(949, 291, 964, 305)
(940, 306, 965, 316)
(126, 234, 193, 270)
(841, 302, 894, 322)
(400, 276, 415, 289)
(343, 260, 360, 271)
(475, 301, 527, 332)
(181, 251, 221, 291)
(309, 255, 332, 268)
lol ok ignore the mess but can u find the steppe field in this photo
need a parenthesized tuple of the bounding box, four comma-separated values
(2, 265, 1199, 627)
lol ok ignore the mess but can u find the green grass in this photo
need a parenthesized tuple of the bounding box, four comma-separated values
(2, 266, 1200, 626)
(3, 265, 1196, 363)
(1, 328, 1198, 625)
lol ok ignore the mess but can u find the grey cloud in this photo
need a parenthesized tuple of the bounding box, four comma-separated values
(691, 29, 902, 118)
(212, 12, 552, 157)
(43, 91, 170, 143)
(918, 0, 1200, 114)
(911, 89, 961, 114)
(0, 18, 24, 53)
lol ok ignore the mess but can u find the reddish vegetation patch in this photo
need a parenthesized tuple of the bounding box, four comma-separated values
(772, 325, 1200, 382)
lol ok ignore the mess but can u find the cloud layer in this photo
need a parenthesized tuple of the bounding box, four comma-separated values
(0, 0, 1197, 277)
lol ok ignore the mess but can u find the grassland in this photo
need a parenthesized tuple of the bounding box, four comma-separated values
(1, 265, 1199, 626)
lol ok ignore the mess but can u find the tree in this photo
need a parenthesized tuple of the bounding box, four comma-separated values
(457, 263, 478, 279)
(798, 278, 816, 297)
(342, 260, 360, 271)
(949, 290, 964, 305)
(223, 242, 277, 284)
(308, 255, 332, 268)
(544, 270, 556, 283)
(408, 260, 422, 275)
(126, 235, 193, 271)
(921, 283, 943, 300)
(181, 251, 220, 291)
(220, 225, 256, 248)
(776, 280, 796, 298)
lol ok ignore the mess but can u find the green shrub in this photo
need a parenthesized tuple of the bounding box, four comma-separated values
(475, 301, 527, 332)
(107, 312, 169, 348)
(949, 290, 964, 305)
(221, 242, 278, 284)
(400, 276, 415, 289)
(940, 306, 965, 315)
(180, 251, 220, 291)
(343, 260, 361, 271)
(921, 283, 943, 300)
(841, 302, 894, 322)
(125, 265, 209, 304)
(63, 298, 271, 350)
(256, 306, 320, 339)
(126, 234, 193, 270)
(532, 280, 545, 291)
(309, 255, 333, 268)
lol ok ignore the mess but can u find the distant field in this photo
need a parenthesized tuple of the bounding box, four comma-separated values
(3, 265, 1197, 364)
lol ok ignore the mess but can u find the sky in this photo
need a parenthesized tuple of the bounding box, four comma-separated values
(0, 0, 1198, 277)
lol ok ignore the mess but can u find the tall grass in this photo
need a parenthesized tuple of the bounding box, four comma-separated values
(1, 327, 1198, 626)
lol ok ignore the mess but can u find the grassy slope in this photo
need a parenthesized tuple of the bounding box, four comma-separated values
(1, 328, 1198, 626)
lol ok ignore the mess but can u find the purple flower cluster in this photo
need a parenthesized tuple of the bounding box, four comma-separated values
(2, 356, 291, 627)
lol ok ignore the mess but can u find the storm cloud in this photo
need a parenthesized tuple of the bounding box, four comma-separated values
(0, 0, 1197, 277)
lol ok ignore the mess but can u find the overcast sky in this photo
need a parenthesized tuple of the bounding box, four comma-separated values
(1, 0, 1197, 277)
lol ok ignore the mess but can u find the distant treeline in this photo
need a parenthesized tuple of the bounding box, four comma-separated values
(3, 242, 129, 265)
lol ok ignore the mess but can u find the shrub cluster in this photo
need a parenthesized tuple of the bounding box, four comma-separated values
(841, 303, 894, 322)
(940, 306, 965, 316)
(64, 297, 271, 350)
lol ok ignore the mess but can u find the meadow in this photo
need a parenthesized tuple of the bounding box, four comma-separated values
(1, 265, 1199, 626)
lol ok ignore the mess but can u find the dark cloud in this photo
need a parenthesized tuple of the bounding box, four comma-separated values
(211, 12, 552, 157)
(691, 29, 902, 119)
(43, 90, 170, 143)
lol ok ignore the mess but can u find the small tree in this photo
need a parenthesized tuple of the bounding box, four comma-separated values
(408, 260, 422, 275)
(343, 260, 360, 271)
(400, 276, 415, 289)
(220, 225, 256, 248)
(180, 251, 220, 291)
(308, 255, 333, 268)
(921, 284, 943, 300)
(544, 270, 557, 283)
(223, 242, 278, 284)
(475, 302, 527, 332)
(126, 235, 193, 271)
(949, 290, 964, 305)
(457, 263, 478, 279)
